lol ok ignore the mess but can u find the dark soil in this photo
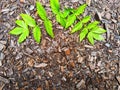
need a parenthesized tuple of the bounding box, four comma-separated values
(0, 0, 120, 90)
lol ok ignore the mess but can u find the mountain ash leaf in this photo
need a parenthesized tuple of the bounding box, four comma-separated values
(65, 14, 76, 28)
(71, 22, 82, 33)
(44, 19, 54, 38)
(87, 21, 100, 29)
(93, 34, 104, 41)
(18, 29, 29, 43)
(50, 0, 60, 14)
(33, 25, 41, 43)
(91, 26, 106, 34)
(75, 4, 87, 16)
(81, 16, 91, 23)
(20, 14, 36, 27)
(56, 14, 66, 27)
(87, 32, 94, 45)
(15, 20, 27, 29)
(36, 1, 47, 20)
(79, 28, 88, 41)
(9, 27, 23, 35)
(60, 8, 71, 18)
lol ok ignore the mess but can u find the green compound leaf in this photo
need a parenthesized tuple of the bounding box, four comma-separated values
(81, 16, 91, 23)
(36, 1, 47, 20)
(33, 25, 41, 43)
(56, 14, 66, 27)
(91, 26, 106, 34)
(71, 22, 82, 33)
(50, 0, 60, 14)
(93, 33, 104, 41)
(87, 21, 100, 29)
(79, 28, 88, 41)
(44, 19, 54, 38)
(75, 4, 87, 16)
(15, 20, 28, 29)
(87, 32, 94, 45)
(20, 14, 36, 27)
(60, 8, 71, 18)
(18, 29, 29, 43)
(65, 14, 76, 29)
(9, 27, 24, 35)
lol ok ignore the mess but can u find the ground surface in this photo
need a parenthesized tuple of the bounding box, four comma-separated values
(0, 0, 120, 90)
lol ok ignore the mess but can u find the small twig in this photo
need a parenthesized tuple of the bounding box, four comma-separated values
(22, 51, 35, 59)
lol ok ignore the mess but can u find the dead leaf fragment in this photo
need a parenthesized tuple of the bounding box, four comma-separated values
(78, 56, 84, 63)
(60, 66, 65, 72)
(68, 71, 73, 77)
(0, 84, 5, 90)
(76, 79, 86, 89)
(86, 0, 91, 6)
(20, 0, 25, 3)
(37, 87, 42, 90)
(84, 45, 94, 48)
(34, 63, 47, 68)
(64, 48, 70, 55)
(70, 61, 75, 68)
(45, 80, 49, 89)
(28, 59, 34, 67)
